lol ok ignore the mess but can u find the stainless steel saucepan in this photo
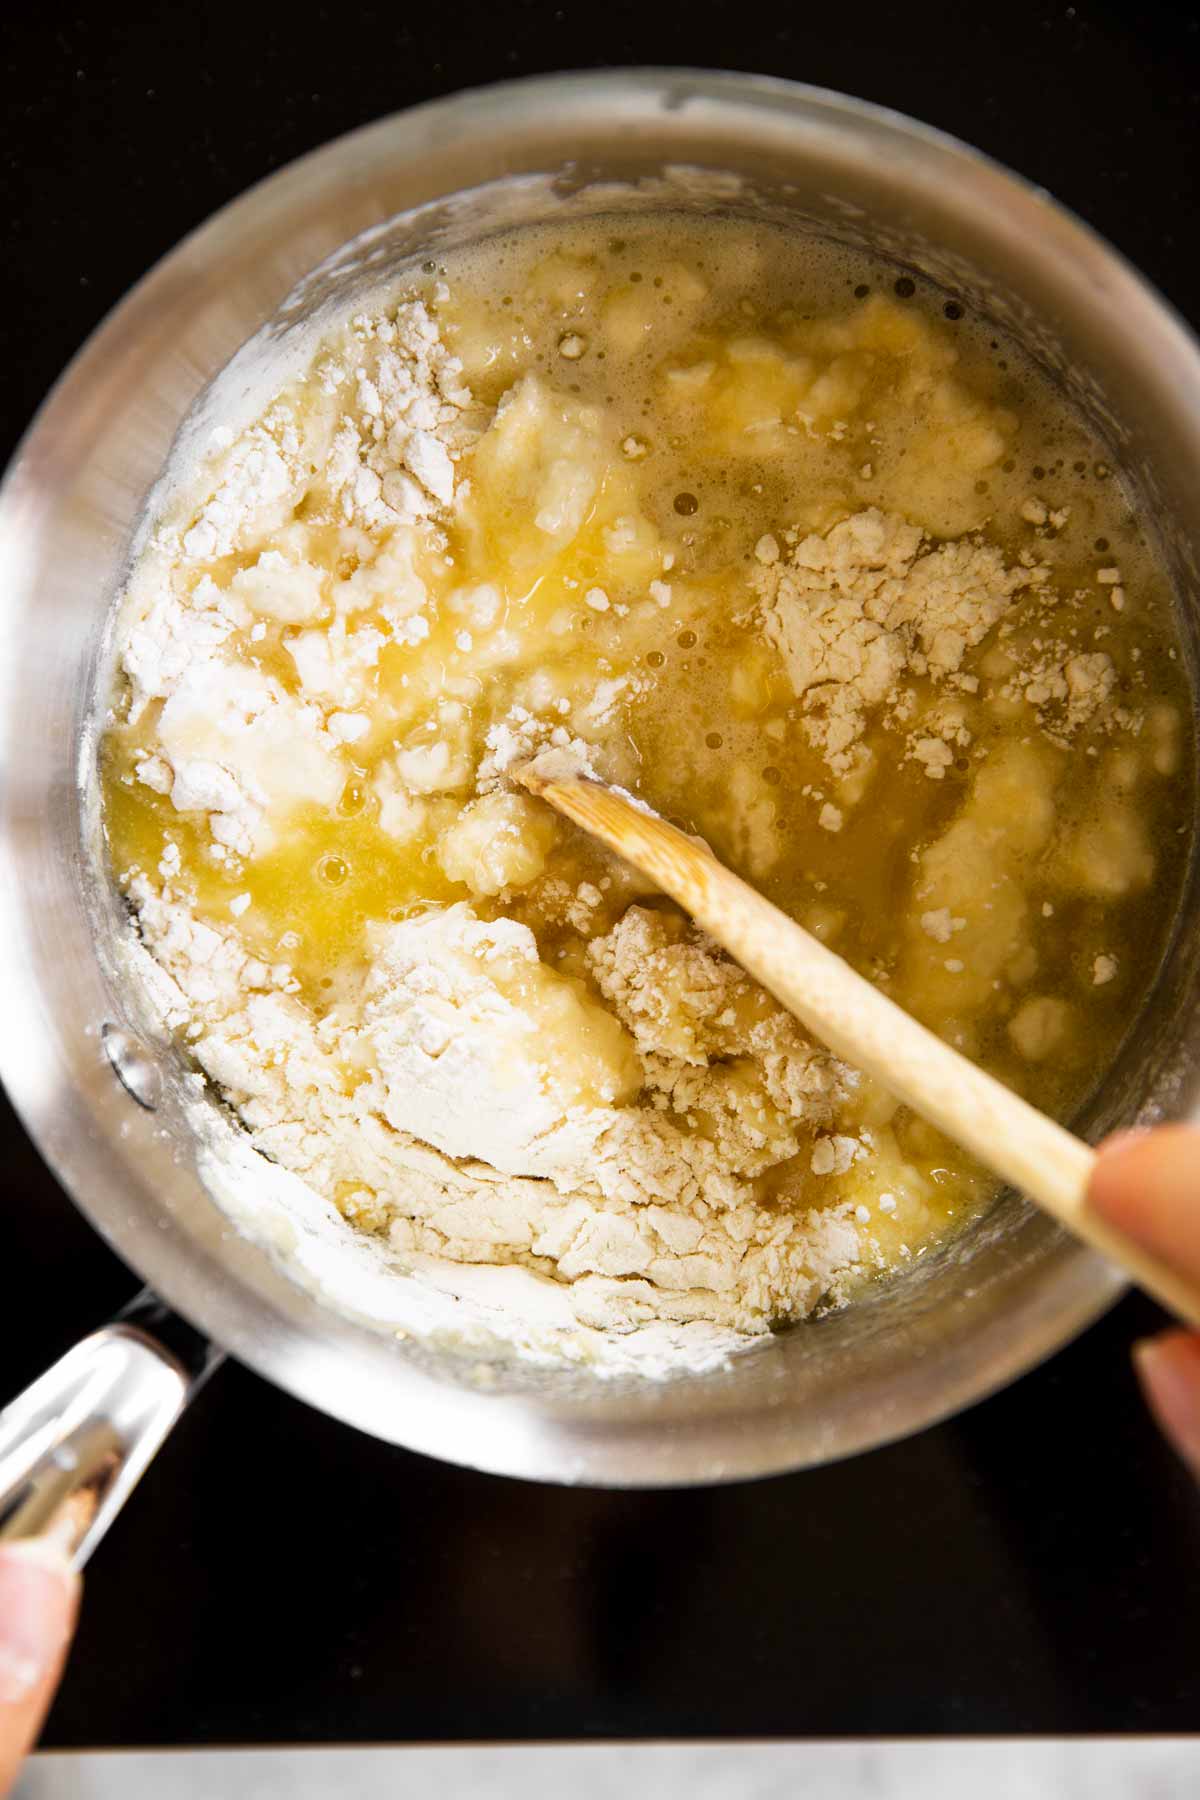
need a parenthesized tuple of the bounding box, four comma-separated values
(1, 71, 1197, 1559)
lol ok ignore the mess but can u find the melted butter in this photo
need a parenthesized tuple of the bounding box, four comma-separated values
(105, 769, 467, 999)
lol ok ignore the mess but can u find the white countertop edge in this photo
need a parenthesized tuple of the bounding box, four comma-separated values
(18, 1737, 1200, 1799)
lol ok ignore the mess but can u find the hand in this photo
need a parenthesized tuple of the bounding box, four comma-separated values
(0, 1541, 79, 1796)
(1088, 1124, 1200, 1480)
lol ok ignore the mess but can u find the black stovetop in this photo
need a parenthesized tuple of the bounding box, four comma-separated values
(4, 0, 1199, 1746)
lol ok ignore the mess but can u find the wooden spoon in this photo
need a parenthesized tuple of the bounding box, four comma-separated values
(516, 758, 1200, 1328)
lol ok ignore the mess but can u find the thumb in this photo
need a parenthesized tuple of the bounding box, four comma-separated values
(1088, 1126, 1200, 1481)
(0, 1541, 80, 1797)
(1087, 1125, 1200, 1283)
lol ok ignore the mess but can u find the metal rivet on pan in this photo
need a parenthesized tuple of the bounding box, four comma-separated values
(101, 1025, 162, 1111)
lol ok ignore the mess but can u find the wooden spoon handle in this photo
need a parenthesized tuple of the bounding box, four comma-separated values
(526, 769, 1200, 1329)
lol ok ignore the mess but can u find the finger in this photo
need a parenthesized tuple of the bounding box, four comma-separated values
(0, 1541, 80, 1798)
(1134, 1330, 1200, 1482)
(1086, 1125, 1200, 1285)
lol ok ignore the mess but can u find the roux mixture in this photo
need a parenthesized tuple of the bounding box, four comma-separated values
(100, 216, 1193, 1369)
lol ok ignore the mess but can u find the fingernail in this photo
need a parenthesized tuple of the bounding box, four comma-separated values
(0, 1541, 78, 1705)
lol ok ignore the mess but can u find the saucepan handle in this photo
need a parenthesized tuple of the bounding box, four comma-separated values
(0, 1291, 222, 1567)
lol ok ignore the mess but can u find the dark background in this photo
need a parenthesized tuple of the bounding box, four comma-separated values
(3, 0, 1199, 1747)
